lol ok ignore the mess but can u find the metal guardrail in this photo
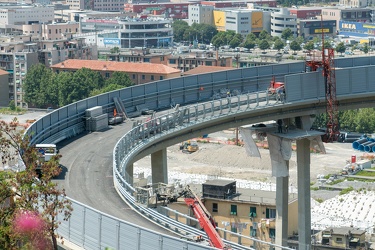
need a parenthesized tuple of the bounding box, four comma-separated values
(113, 91, 294, 250)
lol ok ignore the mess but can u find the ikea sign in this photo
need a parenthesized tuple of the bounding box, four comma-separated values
(104, 38, 120, 45)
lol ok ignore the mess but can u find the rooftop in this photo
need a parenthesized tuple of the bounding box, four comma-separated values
(51, 59, 181, 75)
(184, 66, 233, 75)
(0, 69, 9, 76)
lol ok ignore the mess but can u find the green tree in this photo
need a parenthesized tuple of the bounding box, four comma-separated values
(259, 39, 270, 51)
(64, 67, 104, 104)
(0, 119, 72, 249)
(323, 40, 332, 49)
(274, 39, 285, 51)
(243, 40, 256, 50)
(105, 71, 133, 88)
(23, 64, 51, 107)
(229, 37, 242, 48)
(246, 33, 257, 41)
(340, 110, 357, 132)
(363, 43, 369, 54)
(281, 28, 293, 41)
(335, 42, 346, 55)
(172, 20, 189, 42)
(56, 71, 74, 106)
(259, 30, 270, 40)
(295, 36, 305, 45)
(356, 108, 375, 133)
(110, 47, 120, 54)
(304, 41, 315, 51)
(290, 40, 301, 53)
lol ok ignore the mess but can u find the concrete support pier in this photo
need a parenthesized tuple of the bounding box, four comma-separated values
(151, 148, 168, 184)
(275, 174, 289, 247)
(297, 138, 311, 250)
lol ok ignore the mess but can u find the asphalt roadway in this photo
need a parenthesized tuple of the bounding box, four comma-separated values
(55, 119, 174, 236)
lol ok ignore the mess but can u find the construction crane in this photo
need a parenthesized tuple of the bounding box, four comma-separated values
(180, 186, 231, 250)
(305, 16, 340, 142)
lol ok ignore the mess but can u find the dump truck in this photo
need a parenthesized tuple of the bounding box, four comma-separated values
(179, 140, 199, 153)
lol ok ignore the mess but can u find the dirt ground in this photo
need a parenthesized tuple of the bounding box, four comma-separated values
(135, 130, 359, 189)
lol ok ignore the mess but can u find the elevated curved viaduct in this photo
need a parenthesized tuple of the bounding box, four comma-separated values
(26, 57, 375, 250)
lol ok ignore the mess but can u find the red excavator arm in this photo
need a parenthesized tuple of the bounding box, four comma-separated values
(182, 186, 230, 249)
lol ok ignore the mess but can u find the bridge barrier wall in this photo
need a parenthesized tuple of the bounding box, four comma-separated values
(23, 57, 375, 249)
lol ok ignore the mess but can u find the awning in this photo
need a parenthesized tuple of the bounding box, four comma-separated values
(322, 234, 332, 238)
(350, 238, 360, 243)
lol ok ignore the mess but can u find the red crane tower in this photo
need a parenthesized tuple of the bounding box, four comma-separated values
(305, 16, 340, 142)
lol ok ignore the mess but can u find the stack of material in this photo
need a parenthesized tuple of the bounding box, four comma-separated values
(85, 106, 108, 132)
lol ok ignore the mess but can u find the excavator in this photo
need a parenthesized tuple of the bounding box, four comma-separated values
(179, 140, 199, 153)
(179, 186, 231, 250)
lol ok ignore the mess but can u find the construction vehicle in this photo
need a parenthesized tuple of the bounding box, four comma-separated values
(179, 140, 199, 153)
(179, 186, 231, 250)
(267, 76, 285, 95)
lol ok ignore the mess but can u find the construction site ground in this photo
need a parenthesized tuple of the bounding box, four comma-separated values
(135, 129, 374, 202)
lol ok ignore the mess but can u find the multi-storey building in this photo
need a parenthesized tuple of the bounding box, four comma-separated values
(270, 8, 298, 38)
(0, 4, 54, 27)
(322, 8, 372, 27)
(0, 69, 9, 107)
(167, 50, 233, 72)
(289, 7, 321, 19)
(167, 180, 298, 247)
(23, 22, 80, 40)
(65, 0, 125, 12)
(50, 59, 181, 85)
(124, 3, 189, 19)
(0, 21, 97, 108)
(78, 16, 173, 49)
(189, 4, 214, 26)
(103, 47, 169, 65)
(212, 9, 267, 36)
(298, 19, 337, 40)
(339, 0, 372, 8)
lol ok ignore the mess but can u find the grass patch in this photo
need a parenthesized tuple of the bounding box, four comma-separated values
(339, 186, 354, 195)
(311, 186, 319, 191)
(0, 107, 26, 115)
(327, 179, 345, 185)
(356, 171, 375, 177)
(346, 177, 375, 182)
(315, 198, 324, 203)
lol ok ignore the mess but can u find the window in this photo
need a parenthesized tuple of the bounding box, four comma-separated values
(142, 75, 145, 80)
(336, 237, 343, 243)
(205, 61, 212, 66)
(212, 203, 218, 212)
(132, 74, 135, 79)
(250, 207, 257, 217)
(269, 228, 275, 239)
(266, 208, 276, 218)
(250, 226, 257, 237)
(151, 75, 154, 81)
(159, 76, 163, 80)
(230, 205, 237, 215)
(143, 58, 150, 62)
(169, 59, 176, 64)
(105, 72, 110, 78)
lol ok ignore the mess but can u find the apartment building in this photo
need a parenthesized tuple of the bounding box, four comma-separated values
(104, 47, 169, 65)
(23, 22, 79, 40)
(322, 8, 372, 27)
(124, 3, 189, 19)
(51, 59, 181, 85)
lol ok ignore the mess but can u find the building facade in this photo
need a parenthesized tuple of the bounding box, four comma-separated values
(298, 19, 337, 39)
(78, 17, 173, 49)
(188, 4, 214, 26)
(51, 59, 181, 85)
(339, 21, 375, 38)
(0, 69, 9, 107)
(23, 22, 80, 41)
(289, 8, 321, 19)
(124, 3, 189, 19)
(322, 8, 372, 27)
(0, 5, 54, 26)
(270, 8, 297, 38)
(65, 0, 125, 12)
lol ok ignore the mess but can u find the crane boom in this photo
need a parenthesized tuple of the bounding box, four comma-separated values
(182, 186, 230, 249)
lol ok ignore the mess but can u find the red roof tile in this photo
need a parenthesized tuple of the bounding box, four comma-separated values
(51, 59, 181, 75)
